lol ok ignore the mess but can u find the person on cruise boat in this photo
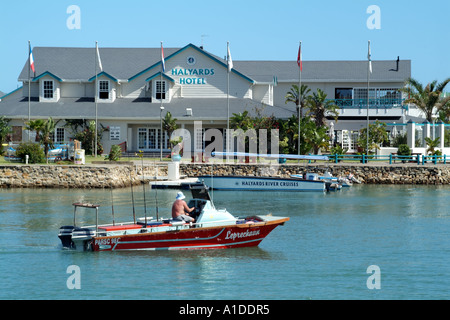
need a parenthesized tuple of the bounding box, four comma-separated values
(172, 192, 195, 223)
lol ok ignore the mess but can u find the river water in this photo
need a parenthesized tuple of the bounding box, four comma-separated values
(1, 184, 449, 300)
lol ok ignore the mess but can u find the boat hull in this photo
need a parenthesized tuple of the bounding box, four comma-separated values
(198, 176, 325, 192)
(91, 218, 288, 252)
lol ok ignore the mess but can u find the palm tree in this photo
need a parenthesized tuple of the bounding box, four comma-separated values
(424, 137, 440, 155)
(285, 84, 311, 119)
(39, 117, 58, 164)
(400, 77, 450, 122)
(25, 119, 45, 142)
(162, 111, 179, 148)
(306, 89, 339, 128)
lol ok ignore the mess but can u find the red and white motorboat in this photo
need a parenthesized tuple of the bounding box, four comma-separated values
(58, 184, 289, 252)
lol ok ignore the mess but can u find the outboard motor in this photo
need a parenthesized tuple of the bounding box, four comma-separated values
(58, 226, 96, 250)
(58, 226, 75, 249)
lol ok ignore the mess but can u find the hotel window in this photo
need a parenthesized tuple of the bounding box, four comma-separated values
(99, 80, 109, 100)
(335, 88, 352, 100)
(156, 80, 166, 100)
(50, 128, 65, 143)
(43, 80, 54, 99)
(335, 88, 353, 107)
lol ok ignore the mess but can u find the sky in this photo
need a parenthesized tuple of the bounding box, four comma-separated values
(0, 0, 449, 94)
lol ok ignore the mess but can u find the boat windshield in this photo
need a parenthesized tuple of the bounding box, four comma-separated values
(190, 183, 212, 202)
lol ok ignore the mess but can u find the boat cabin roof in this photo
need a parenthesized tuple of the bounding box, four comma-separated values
(73, 203, 100, 208)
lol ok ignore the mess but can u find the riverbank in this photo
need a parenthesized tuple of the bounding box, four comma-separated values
(0, 162, 449, 188)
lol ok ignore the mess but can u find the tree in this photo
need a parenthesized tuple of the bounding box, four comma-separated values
(285, 84, 311, 119)
(357, 120, 389, 154)
(162, 111, 179, 148)
(306, 89, 339, 127)
(65, 119, 108, 156)
(438, 99, 450, 123)
(299, 117, 330, 155)
(24, 119, 45, 142)
(400, 77, 450, 122)
(424, 137, 441, 155)
(39, 117, 58, 164)
(0, 116, 12, 154)
(230, 110, 252, 131)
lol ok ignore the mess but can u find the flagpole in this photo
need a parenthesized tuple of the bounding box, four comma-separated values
(95, 41, 98, 158)
(298, 41, 302, 156)
(366, 40, 371, 159)
(28, 40, 31, 142)
(160, 41, 164, 161)
(227, 42, 230, 153)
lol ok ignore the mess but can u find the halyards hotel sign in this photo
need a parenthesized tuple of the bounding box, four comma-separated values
(171, 55, 214, 85)
(171, 68, 215, 85)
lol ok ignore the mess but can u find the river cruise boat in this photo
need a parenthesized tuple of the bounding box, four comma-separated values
(198, 175, 326, 192)
(58, 184, 289, 252)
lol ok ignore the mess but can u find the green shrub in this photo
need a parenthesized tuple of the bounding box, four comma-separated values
(397, 144, 411, 156)
(107, 145, 122, 161)
(15, 142, 45, 163)
(330, 145, 348, 155)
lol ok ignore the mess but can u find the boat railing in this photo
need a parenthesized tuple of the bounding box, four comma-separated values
(73, 203, 100, 233)
(325, 153, 448, 165)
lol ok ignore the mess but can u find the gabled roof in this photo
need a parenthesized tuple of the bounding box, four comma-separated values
(0, 87, 22, 100)
(17, 44, 410, 85)
(17, 44, 255, 84)
(145, 72, 175, 83)
(32, 71, 63, 82)
(127, 43, 255, 84)
(88, 71, 119, 83)
(18, 47, 180, 82)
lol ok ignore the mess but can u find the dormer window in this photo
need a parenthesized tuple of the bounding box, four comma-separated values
(156, 80, 166, 100)
(43, 80, 54, 99)
(99, 80, 109, 100)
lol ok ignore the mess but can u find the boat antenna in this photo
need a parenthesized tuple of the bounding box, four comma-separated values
(140, 151, 148, 225)
(211, 162, 214, 204)
(154, 160, 160, 221)
(110, 185, 115, 226)
(129, 167, 136, 224)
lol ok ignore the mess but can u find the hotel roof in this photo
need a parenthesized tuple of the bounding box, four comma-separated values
(233, 60, 411, 83)
(18, 44, 410, 84)
(0, 92, 294, 121)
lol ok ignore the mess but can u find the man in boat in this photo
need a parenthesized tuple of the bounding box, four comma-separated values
(172, 192, 196, 223)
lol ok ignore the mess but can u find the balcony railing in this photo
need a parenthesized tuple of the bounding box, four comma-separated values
(332, 98, 406, 109)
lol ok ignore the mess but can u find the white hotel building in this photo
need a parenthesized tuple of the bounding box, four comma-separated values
(0, 43, 413, 154)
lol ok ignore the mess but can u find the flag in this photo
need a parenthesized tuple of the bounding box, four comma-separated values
(161, 42, 166, 72)
(96, 42, 103, 72)
(297, 42, 302, 72)
(29, 46, 35, 73)
(368, 41, 372, 74)
(227, 42, 233, 72)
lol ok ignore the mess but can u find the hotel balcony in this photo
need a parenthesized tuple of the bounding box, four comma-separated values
(330, 98, 407, 120)
(333, 98, 406, 109)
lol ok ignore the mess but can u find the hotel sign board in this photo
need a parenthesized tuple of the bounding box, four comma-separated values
(171, 68, 214, 85)
(170, 55, 215, 85)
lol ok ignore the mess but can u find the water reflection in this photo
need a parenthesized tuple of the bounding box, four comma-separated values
(2, 185, 450, 299)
